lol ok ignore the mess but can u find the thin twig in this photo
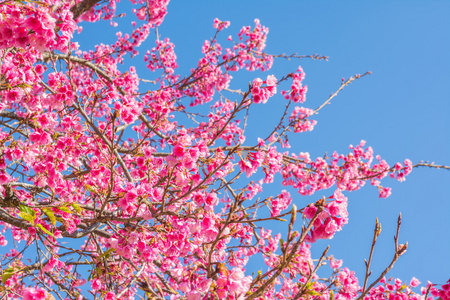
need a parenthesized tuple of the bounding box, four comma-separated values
(357, 214, 407, 300)
(361, 218, 381, 294)
(246, 204, 324, 300)
(293, 246, 330, 300)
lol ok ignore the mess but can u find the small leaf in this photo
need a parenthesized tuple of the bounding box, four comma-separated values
(2, 267, 16, 285)
(99, 248, 115, 258)
(19, 205, 35, 216)
(18, 212, 36, 224)
(42, 208, 56, 225)
(36, 224, 55, 238)
(85, 184, 96, 193)
(57, 206, 72, 214)
(97, 266, 103, 277)
(70, 203, 82, 213)
(307, 290, 320, 296)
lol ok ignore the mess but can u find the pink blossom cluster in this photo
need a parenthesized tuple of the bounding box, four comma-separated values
(144, 38, 179, 75)
(239, 150, 265, 177)
(281, 141, 415, 200)
(46, 72, 75, 109)
(222, 19, 274, 72)
(336, 268, 360, 299)
(22, 288, 48, 300)
(77, 0, 116, 23)
(363, 277, 426, 300)
(203, 100, 245, 146)
(0, 51, 46, 110)
(289, 106, 317, 132)
(303, 189, 349, 242)
(213, 18, 231, 31)
(184, 38, 231, 106)
(270, 190, 292, 216)
(282, 66, 308, 103)
(182, 18, 275, 106)
(132, 0, 170, 26)
(431, 279, 450, 300)
(390, 159, 413, 182)
(251, 75, 277, 104)
(216, 268, 252, 299)
(234, 19, 273, 71)
(0, 3, 76, 52)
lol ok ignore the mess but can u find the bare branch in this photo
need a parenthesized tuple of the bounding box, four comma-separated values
(357, 214, 407, 300)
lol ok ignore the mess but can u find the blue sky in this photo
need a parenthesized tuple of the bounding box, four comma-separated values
(78, 0, 450, 289)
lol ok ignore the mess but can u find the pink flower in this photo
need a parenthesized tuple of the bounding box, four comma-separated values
(91, 279, 101, 290)
(187, 291, 202, 300)
(239, 159, 256, 177)
(410, 277, 421, 288)
(303, 204, 318, 219)
(378, 186, 392, 198)
(43, 256, 59, 272)
(105, 292, 116, 300)
(330, 257, 343, 269)
(213, 18, 230, 30)
(0, 173, 10, 184)
(29, 130, 52, 145)
(22, 287, 47, 300)
(173, 145, 185, 157)
(5, 90, 22, 102)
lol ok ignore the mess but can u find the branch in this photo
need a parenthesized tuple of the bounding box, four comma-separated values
(246, 204, 324, 300)
(414, 162, 450, 170)
(357, 214, 407, 300)
(361, 218, 382, 294)
(116, 263, 147, 298)
(314, 72, 372, 114)
(0, 208, 29, 230)
(0, 207, 111, 239)
(292, 246, 330, 300)
(41, 53, 168, 140)
(271, 53, 329, 61)
(70, 0, 102, 20)
(75, 103, 134, 182)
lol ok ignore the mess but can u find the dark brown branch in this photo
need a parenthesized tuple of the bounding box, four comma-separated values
(70, 0, 102, 20)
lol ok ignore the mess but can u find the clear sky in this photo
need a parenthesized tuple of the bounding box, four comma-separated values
(79, 0, 450, 288)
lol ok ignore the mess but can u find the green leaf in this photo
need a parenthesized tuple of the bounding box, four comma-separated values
(36, 224, 55, 238)
(18, 212, 36, 224)
(57, 206, 72, 214)
(42, 208, 56, 225)
(99, 248, 115, 259)
(19, 205, 35, 216)
(307, 289, 320, 296)
(85, 184, 96, 193)
(70, 203, 82, 213)
(2, 267, 16, 285)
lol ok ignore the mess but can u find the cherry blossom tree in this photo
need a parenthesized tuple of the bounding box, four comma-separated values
(0, 1, 448, 299)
